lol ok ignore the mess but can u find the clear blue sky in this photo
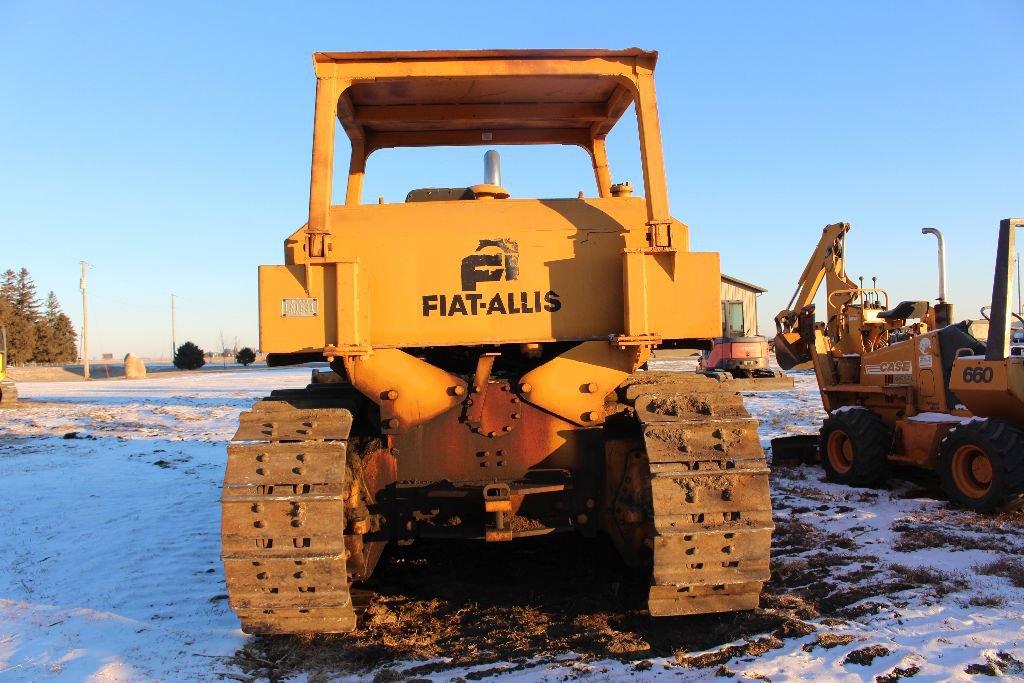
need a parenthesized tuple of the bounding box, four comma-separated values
(2, 1, 1021, 358)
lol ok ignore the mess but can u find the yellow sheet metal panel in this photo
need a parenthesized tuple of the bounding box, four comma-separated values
(622, 249, 720, 339)
(259, 265, 328, 353)
(259, 197, 719, 353)
(345, 198, 627, 346)
(332, 260, 369, 347)
(951, 359, 1024, 422)
(647, 251, 722, 340)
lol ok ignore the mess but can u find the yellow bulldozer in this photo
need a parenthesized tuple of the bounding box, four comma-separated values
(774, 219, 1024, 512)
(222, 49, 774, 634)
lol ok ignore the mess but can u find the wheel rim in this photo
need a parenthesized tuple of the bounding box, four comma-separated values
(951, 444, 993, 499)
(826, 430, 854, 474)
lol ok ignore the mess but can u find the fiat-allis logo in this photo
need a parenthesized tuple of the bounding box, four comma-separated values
(421, 238, 561, 317)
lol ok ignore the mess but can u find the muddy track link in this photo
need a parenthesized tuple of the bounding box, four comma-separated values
(222, 393, 358, 634)
(620, 373, 774, 616)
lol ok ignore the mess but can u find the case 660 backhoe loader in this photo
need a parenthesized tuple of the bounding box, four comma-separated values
(222, 49, 774, 634)
(775, 219, 1024, 512)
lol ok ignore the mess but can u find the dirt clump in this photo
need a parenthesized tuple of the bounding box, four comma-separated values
(773, 618, 816, 639)
(746, 635, 784, 656)
(875, 664, 920, 682)
(965, 651, 1024, 676)
(844, 645, 891, 666)
(775, 483, 844, 504)
(646, 395, 713, 417)
(802, 633, 855, 652)
(676, 635, 783, 669)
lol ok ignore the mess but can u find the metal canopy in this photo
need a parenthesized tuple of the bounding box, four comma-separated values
(314, 48, 654, 62)
(312, 49, 657, 151)
(306, 48, 671, 226)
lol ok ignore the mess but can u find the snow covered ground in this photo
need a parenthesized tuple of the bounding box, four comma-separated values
(1, 365, 1022, 681)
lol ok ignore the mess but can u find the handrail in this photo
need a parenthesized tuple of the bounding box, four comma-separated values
(827, 288, 890, 310)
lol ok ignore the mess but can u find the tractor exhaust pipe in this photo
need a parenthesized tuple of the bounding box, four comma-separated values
(921, 227, 946, 303)
(922, 227, 953, 327)
(484, 150, 501, 186)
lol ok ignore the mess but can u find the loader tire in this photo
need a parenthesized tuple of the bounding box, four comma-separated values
(938, 419, 1024, 513)
(819, 407, 890, 486)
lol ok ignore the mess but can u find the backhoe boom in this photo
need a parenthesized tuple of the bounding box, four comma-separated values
(773, 222, 857, 369)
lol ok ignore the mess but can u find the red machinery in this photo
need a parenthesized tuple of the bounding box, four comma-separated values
(700, 336, 774, 378)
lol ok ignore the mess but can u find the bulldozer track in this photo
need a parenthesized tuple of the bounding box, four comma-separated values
(222, 372, 772, 632)
(619, 373, 773, 616)
(222, 391, 360, 634)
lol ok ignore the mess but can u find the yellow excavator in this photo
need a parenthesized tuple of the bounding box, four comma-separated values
(774, 219, 1024, 512)
(0, 328, 16, 406)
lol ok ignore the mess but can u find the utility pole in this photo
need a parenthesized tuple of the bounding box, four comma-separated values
(80, 261, 89, 380)
(171, 293, 177, 361)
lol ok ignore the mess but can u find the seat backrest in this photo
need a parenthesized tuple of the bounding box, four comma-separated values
(937, 322, 987, 407)
(878, 300, 930, 321)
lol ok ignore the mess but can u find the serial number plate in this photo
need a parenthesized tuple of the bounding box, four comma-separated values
(281, 298, 318, 317)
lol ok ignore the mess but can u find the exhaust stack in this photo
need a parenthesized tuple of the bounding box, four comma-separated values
(922, 227, 954, 327)
(484, 150, 501, 186)
(921, 227, 947, 303)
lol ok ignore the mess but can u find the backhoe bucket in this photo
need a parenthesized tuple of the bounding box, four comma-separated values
(773, 332, 810, 371)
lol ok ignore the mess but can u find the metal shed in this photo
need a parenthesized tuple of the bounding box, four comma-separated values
(721, 274, 766, 337)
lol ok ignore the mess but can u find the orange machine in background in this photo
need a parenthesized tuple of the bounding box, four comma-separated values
(775, 219, 1024, 512)
(703, 337, 770, 376)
